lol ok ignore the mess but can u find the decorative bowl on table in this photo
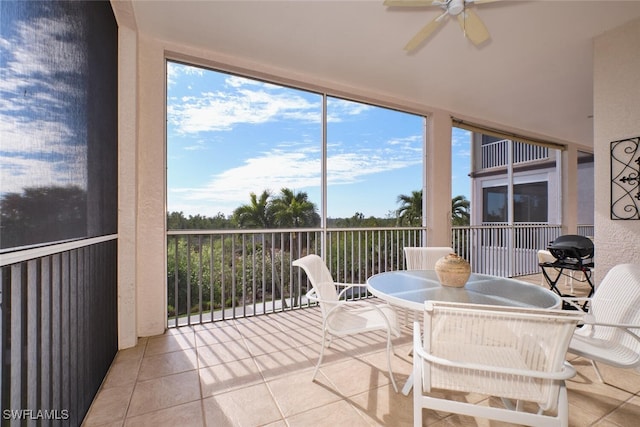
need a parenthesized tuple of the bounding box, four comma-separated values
(434, 253, 471, 288)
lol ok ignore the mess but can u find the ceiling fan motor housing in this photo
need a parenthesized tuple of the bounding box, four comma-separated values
(448, 0, 465, 16)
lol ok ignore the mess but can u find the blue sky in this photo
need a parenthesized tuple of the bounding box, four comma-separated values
(167, 62, 471, 219)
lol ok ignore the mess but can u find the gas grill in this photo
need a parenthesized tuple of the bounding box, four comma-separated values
(547, 234, 594, 267)
(539, 234, 595, 308)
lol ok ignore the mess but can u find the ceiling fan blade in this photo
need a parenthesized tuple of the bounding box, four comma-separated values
(384, 0, 434, 6)
(404, 16, 444, 52)
(457, 8, 490, 45)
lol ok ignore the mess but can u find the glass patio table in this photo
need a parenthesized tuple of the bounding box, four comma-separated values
(366, 269, 562, 395)
(367, 270, 561, 312)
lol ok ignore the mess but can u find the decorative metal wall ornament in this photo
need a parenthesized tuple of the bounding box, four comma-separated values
(611, 136, 640, 219)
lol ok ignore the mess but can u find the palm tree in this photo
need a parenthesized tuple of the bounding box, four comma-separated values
(268, 188, 319, 306)
(451, 195, 470, 226)
(396, 190, 422, 226)
(232, 190, 273, 228)
(396, 191, 470, 226)
(270, 188, 320, 228)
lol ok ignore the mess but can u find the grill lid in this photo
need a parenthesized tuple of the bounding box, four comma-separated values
(547, 235, 594, 261)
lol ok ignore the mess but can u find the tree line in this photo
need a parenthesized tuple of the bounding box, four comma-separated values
(168, 188, 470, 229)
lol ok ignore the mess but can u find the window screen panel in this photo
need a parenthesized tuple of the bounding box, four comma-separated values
(0, 1, 117, 250)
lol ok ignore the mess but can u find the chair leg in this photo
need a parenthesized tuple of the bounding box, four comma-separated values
(402, 375, 414, 396)
(386, 331, 398, 393)
(557, 382, 570, 427)
(412, 373, 421, 427)
(312, 329, 328, 382)
(567, 272, 575, 294)
(591, 360, 605, 383)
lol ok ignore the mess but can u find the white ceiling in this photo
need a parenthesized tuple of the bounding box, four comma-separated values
(125, 0, 640, 147)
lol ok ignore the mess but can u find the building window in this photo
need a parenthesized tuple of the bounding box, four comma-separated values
(514, 182, 548, 222)
(482, 182, 548, 223)
(483, 186, 507, 222)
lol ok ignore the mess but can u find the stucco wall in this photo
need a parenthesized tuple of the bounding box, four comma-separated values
(134, 35, 169, 337)
(117, 24, 139, 348)
(593, 17, 640, 281)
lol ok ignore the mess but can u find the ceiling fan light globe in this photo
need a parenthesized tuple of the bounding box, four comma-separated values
(448, 0, 465, 15)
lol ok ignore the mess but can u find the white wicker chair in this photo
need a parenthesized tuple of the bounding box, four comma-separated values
(538, 249, 575, 293)
(413, 301, 582, 427)
(564, 263, 640, 382)
(404, 246, 454, 270)
(292, 254, 400, 392)
(401, 246, 454, 324)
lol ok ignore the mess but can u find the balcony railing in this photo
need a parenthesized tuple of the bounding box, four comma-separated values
(481, 139, 550, 169)
(0, 236, 118, 426)
(167, 224, 594, 327)
(166, 227, 422, 327)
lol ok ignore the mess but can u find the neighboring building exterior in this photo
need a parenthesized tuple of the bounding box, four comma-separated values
(469, 134, 594, 228)
(465, 134, 594, 277)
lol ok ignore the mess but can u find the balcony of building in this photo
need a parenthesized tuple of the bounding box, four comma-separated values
(478, 139, 551, 171)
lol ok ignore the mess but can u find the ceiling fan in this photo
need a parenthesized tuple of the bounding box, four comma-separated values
(384, 0, 500, 52)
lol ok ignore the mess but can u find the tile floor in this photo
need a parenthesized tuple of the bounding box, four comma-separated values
(82, 275, 640, 426)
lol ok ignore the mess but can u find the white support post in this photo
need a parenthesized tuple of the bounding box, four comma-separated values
(562, 146, 579, 235)
(426, 111, 453, 247)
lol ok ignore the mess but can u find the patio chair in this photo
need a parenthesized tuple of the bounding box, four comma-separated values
(564, 263, 640, 383)
(538, 249, 575, 293)
(401, 246, 454, 325)
(292, 254, 400, 392)
(413, 301, 582, 427)
(404, 246, 454, 270)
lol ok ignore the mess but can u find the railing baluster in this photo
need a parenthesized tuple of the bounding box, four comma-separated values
(220, 235, 226, 321)
(173, 236, 179, 327)
(481, 139, 549, 169)
(209, 235, 214, 321)
(165, 224, 583, 326)
(186, 235, 192, 326)
(198, 235, 203, 324)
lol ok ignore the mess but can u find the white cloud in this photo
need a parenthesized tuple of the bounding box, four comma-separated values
(452, 127, 471, 147)
(226, 75, 262, 88)
(168, 70, 382, 135)
(0, 12, 87, 194)
(169, 135, 421, 215)
(174, 148, 320, 204)
(168, 87, 321, 133)
(167, 61, 204, 88)
(1, 153, 85, 195)
(326, 98, 372, 123)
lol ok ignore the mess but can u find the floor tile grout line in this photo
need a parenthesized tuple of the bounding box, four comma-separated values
(121, 336, 149, 424)
(122, 330, 201, 421)
(594, 387, 640, 427)
(261, 360, 290, 426)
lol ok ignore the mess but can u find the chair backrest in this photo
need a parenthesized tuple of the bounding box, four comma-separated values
(421, 301, 581, 411)
(589, 264, 640, 351)
(292, 254, 339, 317)
(538, 249, 561, 281)
(537, 249, 557, 264)
(404, 246, 454, 270)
